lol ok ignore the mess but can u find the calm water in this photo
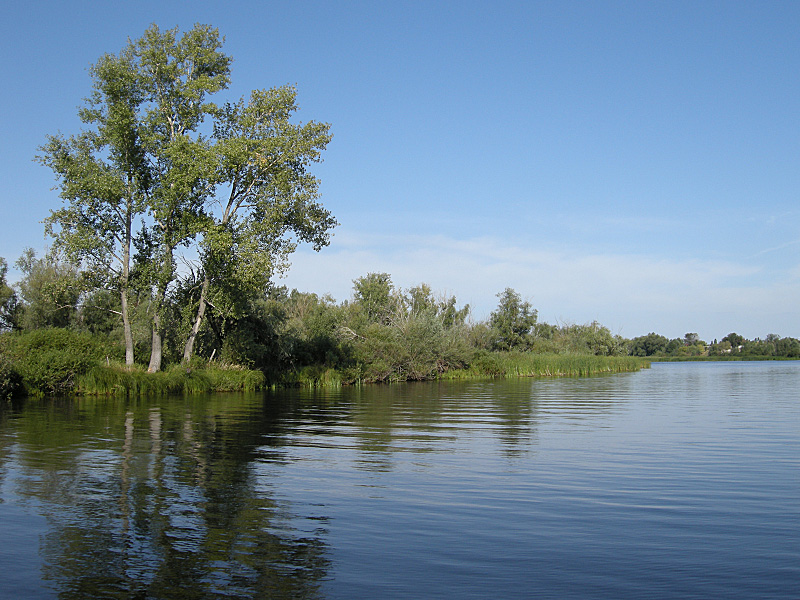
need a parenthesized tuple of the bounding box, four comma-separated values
(0, 361, 798, 599)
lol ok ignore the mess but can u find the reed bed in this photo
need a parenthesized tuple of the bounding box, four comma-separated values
(277, 353, 650, 388)
(443, 352, 650, 380)
(52, 354, 649, 396)
(75, 362, 265, 396)
(285, 366, 345, 388)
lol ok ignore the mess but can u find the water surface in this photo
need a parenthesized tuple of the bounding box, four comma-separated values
(0, 361, 798, 598)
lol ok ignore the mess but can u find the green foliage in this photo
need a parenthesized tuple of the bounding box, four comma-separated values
(39, 24, 236, 371)
(352, 273, 397, 325)
(774, 337, 800, 357)
(554, 321, 626, 356)
(37, 32, 153, 364)
(75, 361, 264, 396)
(450, 352, 649, 379)
(0, 346, 22, 399)
(205, 85, 335, 286)
(287, 365, 344, 387)
(707, 334, 800, 358)
(11, 254, 800, 397)
(14, 249, 83, 331)
(352, 315, 471, 383)
(281, 290, 348, 368)
(722, 332, 745, 348)
(39, 24, 338, 370)
(215, 301, 288, 375)
(345, 278, 472, 383)
(488, 288, 537, 351)
(1, 328, 116, 396)
(629, 332, 669, 356)
(0, 327, 263, 398)
(0, 258, 20, 331)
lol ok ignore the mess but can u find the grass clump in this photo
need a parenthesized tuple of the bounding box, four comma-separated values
(76, 361, 265, 396)
(284, 365, 344, 388)
(445, 351, 649, 380)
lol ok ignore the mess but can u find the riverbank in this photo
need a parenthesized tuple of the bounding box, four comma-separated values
(444, 352, 650, 379)
(75, 362, 266, 396)
(3, 347, 650, 398)
(282, 353, 650, 388)
(650, 355, 797, 362)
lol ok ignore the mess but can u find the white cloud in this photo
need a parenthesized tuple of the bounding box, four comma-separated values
(281, 229, 800, 341)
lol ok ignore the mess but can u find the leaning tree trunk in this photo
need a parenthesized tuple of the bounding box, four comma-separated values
(182, 276, 209, 363)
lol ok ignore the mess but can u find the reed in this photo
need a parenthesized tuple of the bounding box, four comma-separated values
(277, 366, 345, 388)
(271, 353, 649, 387)
(47, 352, 649, 396)
(442, 352, 650, 379)
(75, 362, 265, 396)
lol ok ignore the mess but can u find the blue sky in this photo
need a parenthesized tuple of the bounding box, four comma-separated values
(1, 1, 798, 341)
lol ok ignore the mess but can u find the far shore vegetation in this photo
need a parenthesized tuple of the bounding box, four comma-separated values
(1, 260, 797, 400)
(1, 24, 797, 400)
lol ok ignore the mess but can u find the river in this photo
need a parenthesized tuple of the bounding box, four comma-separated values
(0, 361, 798, 599)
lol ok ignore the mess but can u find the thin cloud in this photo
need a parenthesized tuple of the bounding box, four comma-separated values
(282, 230, 797, 340)
(752, 238, 800, 257)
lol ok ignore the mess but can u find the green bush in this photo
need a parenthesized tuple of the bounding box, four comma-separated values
(0, 349, 22, 399)
(1, 328, 114, 396)
(352, 310, 471, 383)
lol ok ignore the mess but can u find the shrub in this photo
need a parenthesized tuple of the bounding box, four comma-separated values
(352, 310, 471, 383)
(0, 349, 22, 399)
(2, 328, 114, 396)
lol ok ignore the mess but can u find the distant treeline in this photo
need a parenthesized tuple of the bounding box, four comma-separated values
(628, 331, 800, 359)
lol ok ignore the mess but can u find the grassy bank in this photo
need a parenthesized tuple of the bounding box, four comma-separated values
(443, 352, 650, 379)
(75, 362, 266, 396)
(278, 352, 650, 387)
(1, 329, 649, 397)
(0, 328, 266, 398)
(650, 355, 797, 362)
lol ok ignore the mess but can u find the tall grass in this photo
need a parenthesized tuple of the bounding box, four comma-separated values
(280, 365, 345, 388)
(443, 351, 650, 379)
(75, 362, 265, 396)
(272, 352, 650, 388)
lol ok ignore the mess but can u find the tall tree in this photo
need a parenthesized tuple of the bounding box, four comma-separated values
(352, 273, 397, 325)
(182, 86, 335, 362)
(41, 24, 231, 371)
(13, 249, 82, 331)
(489, 288, 538, 351)
(40, 25, 334, 370)
(39, 44, 147, 365)
(131, 24, 231, 372)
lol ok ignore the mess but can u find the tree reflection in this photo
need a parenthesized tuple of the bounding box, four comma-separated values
(4, 395, 330, 599)
(0, 379, 632, 598)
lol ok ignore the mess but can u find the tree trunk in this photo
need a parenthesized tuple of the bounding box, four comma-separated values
(182, 276, 209, 363)
(147, 244, 173, 373)
(147, 312, 163, 373)
(121, 195, 135, 366)
(121, 288, 134, 366)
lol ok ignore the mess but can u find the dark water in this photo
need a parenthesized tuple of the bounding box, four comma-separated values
(0, 362, 798, 599)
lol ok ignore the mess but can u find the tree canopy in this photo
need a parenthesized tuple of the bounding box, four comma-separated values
(38, 24, 335, 370)
(489, 288, 538, 351)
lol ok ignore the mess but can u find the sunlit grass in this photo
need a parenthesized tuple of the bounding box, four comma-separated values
(273, 352, 650, 388)
(75, 362, 266, 396)
(442, 352, 650, 380)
